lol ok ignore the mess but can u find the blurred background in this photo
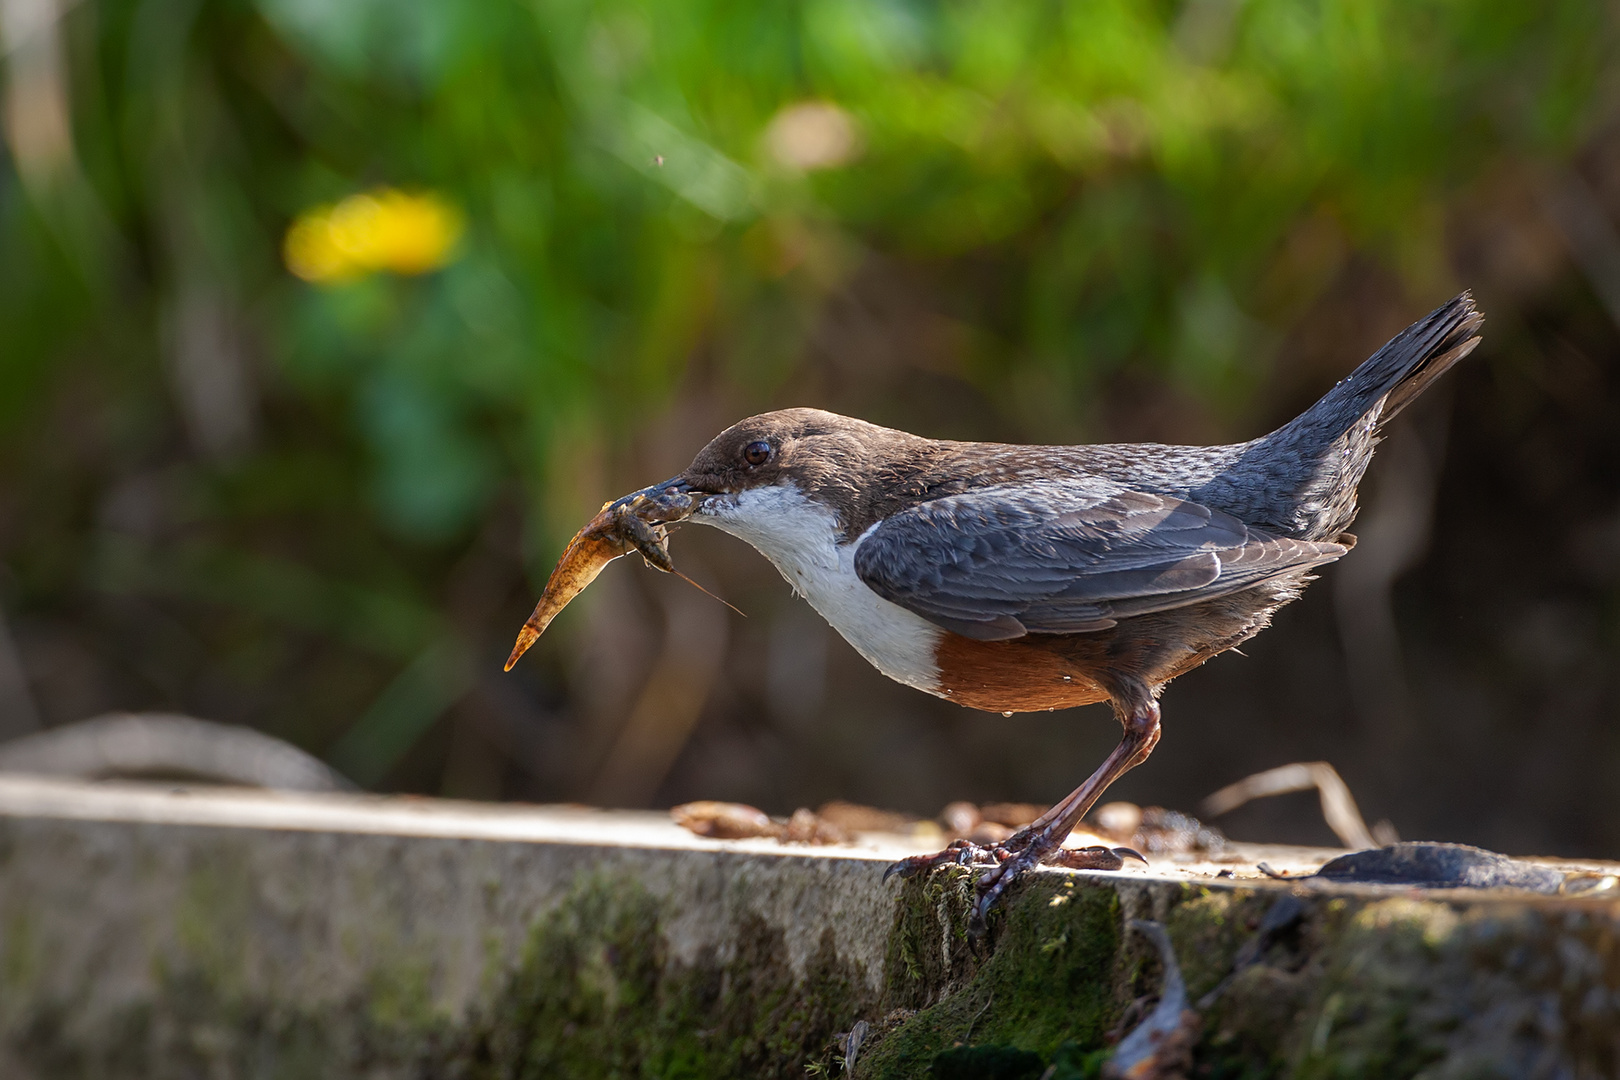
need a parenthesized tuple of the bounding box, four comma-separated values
(2, 0, 1619, 855)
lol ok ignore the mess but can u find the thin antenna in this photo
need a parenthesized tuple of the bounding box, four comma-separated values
(668, 569, 747, 618)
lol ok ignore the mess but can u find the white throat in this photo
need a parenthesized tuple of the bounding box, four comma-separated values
(697, 484, 942, 693)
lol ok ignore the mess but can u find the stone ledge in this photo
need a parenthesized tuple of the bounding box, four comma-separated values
(0, 776, 1614, 1078)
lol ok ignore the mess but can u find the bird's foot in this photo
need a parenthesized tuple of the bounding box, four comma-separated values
(968, 830, 1146, 932)
(884, 832, 1145, 934)
(882, 838, 1006, 880)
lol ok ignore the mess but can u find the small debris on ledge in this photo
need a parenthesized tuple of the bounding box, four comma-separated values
(670, 801, 852, 844)
(670, 797, 1227, 860)
(669, 800, 777, 839)
(666, 795, 1605, 901)
(1090, 801, 1227, 856)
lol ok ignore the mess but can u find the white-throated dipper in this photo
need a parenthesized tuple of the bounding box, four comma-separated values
(529, 293, 1482, 926)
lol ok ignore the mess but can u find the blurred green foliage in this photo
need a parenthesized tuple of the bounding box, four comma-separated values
(0, 0, 1613, 784)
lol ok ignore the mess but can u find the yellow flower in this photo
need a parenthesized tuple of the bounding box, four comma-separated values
(284, 188, 464, 283)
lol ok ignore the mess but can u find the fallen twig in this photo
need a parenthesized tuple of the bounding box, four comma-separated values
(1201, 761, 1381, 850)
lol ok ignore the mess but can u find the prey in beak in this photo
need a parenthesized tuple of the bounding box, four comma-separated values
(503, 479, 724, 671)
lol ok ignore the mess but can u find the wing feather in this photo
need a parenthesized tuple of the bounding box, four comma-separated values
(853, 480, 1346, 640)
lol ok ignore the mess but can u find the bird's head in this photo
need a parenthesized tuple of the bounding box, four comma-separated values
(613, 408, 926, 539)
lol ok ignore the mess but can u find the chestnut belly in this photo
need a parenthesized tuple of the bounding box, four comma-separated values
(932, 579, 1307, 714)
(934, 633, 1114, 712)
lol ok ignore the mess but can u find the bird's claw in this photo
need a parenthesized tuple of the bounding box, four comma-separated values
(884, 835, 1149, 932)
(1049, 844, 1147, 870)
(881, 838, 1006, 883)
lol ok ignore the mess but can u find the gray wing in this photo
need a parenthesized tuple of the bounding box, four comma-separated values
(852, 480, 1347, 640)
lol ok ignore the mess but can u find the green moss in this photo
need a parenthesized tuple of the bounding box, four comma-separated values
(1198, 964, 1311, 1080)
(1166, 887, 1273, 1002)
(171, 849, 257, 996)
(364, 956, 436, 1032)
(883, 866, 985, 1010)
(1176, 888, 1316, 1080)
(462, 872, 871, 1080)
(7, 857, 876, 1080)
(1290, 900, 1460, 1079)
(470, 875, 665, 1077)
(2, 906, 38, 994)
(862, 873, 1123, 1078)
(927, 1044, 1045, 1079)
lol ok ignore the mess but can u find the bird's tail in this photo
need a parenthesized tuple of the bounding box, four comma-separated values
(1288, 292, 1483, 444)
(1240, 292, 1482, 540)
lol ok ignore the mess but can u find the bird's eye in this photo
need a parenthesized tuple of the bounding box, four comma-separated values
(743, 441, 772, 466)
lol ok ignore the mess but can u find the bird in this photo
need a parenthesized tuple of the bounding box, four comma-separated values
(558, 293, 1482, 927)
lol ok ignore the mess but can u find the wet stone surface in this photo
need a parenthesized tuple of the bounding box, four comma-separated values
(0, 776, 1615, 1079)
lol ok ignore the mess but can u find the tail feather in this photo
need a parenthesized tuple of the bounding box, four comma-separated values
(1243, 292, 1483, 540)
(1300, 292, 1483, 437)
(1380, 331, 1480, 421)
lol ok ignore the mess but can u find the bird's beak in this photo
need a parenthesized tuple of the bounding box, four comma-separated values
(605, 475, 706, 523)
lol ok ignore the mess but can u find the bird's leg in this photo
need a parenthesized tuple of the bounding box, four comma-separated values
(968, 698, 1160, 926)
(883, 696, 1162, 931)
(1013, 696, 1163, 846)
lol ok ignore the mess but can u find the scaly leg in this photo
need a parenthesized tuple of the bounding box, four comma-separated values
(885, 696, 1162, 933)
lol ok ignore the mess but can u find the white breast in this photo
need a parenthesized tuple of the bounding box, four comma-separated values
(697, 485, 943, 694)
